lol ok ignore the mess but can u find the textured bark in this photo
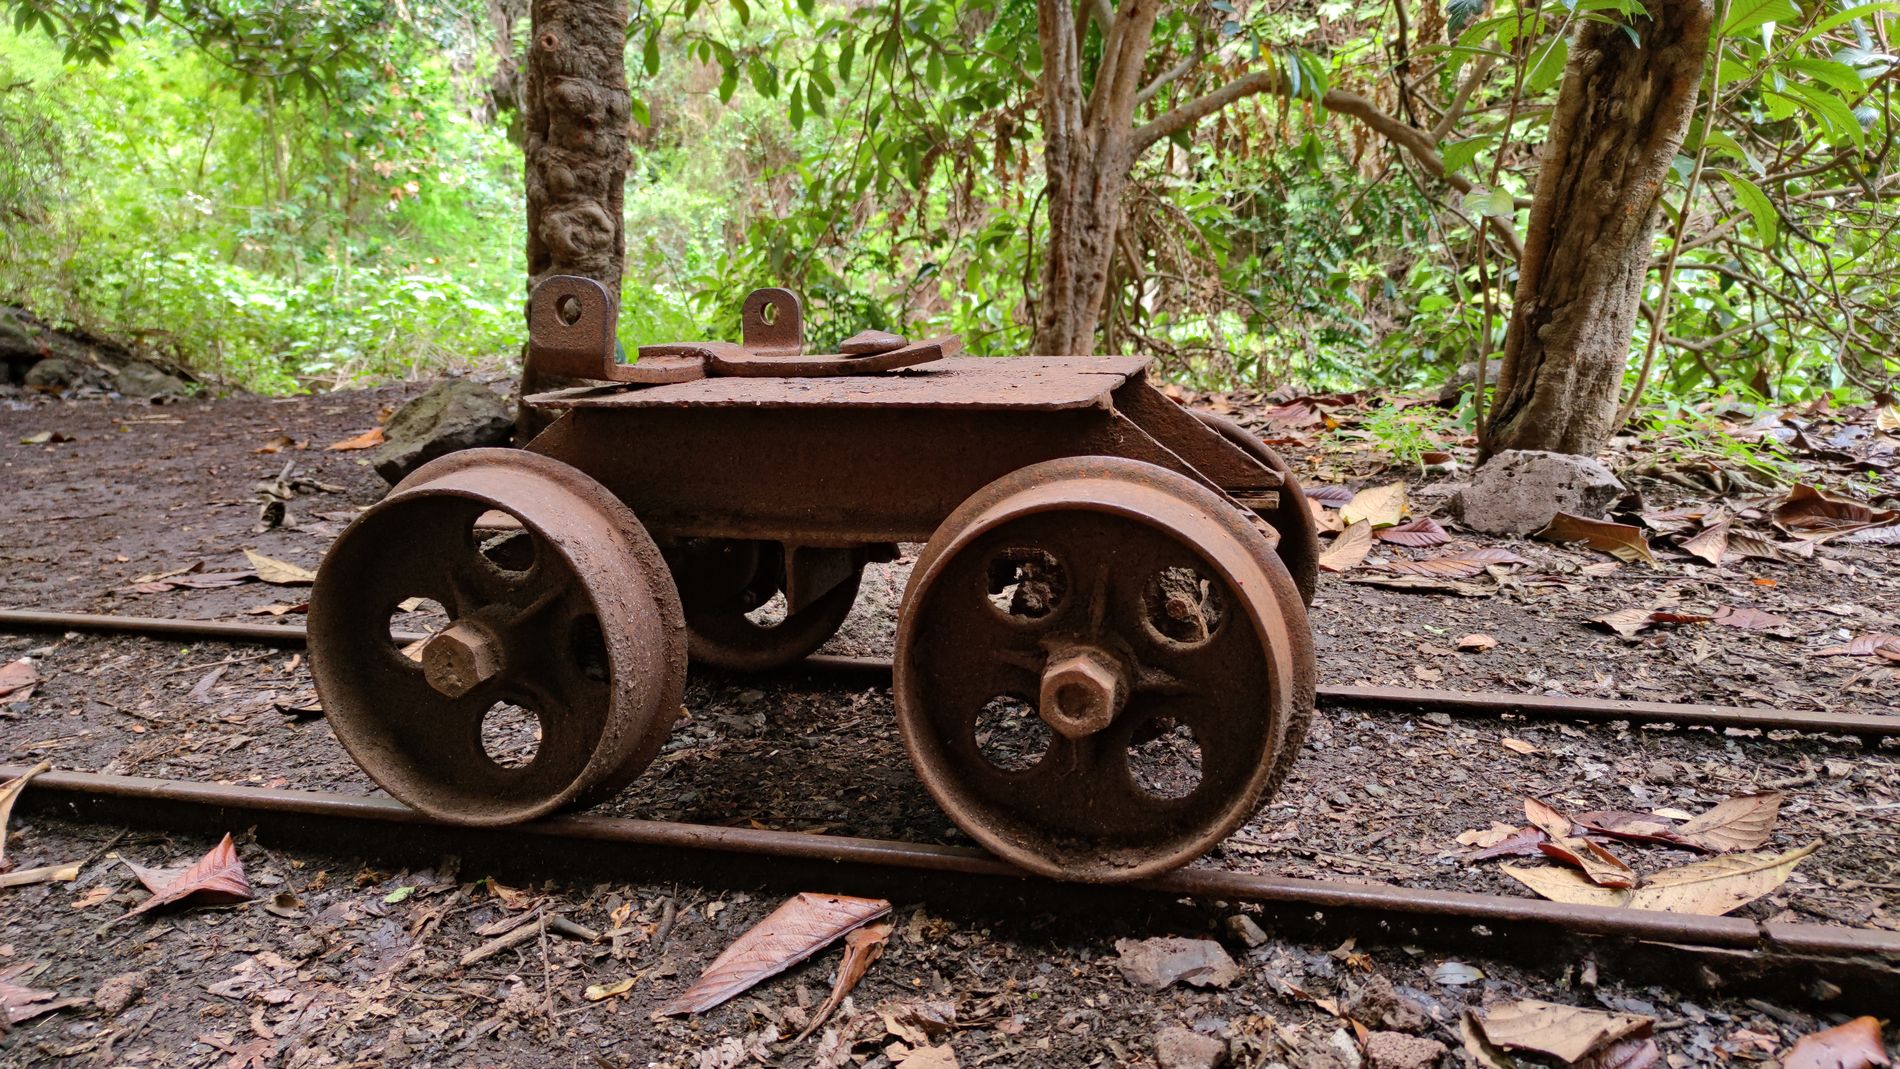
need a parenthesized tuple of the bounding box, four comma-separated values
(1482, 0, 1713, 457)
(516, 0, 628, 439)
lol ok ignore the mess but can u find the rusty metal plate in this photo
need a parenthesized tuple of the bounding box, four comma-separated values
(707, 335, 963, 377)
(527, 356, 1151, 411)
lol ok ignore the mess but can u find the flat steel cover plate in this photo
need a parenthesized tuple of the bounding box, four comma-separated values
(526, 356, 1151, 411)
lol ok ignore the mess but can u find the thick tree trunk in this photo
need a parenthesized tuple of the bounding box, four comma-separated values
(1482, 0, 1713, 457)
(515, 0, 628, 440)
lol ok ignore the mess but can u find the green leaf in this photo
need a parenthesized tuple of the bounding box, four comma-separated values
(1527, 35, 1568, 92)
(630, 95, 651, 127)
(718, 66, 739, 104)
(789, 83, 804, 130)
(1785, 57, 1864, 94)
(1720, 170, 1778, 246)
(1440, 134, 1496, 175)
(384, 886, 415, 904)
(1724, 0, 1798, 35)
(1448, 0, 1486, 34)
(1782, 82, 1867, 146)
(643, 32, 660, 76)
(730, 0, 750, 24)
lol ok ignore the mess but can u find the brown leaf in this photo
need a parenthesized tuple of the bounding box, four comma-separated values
(0, 760, 53, 870)
(1376, 517, 1450, 547)
(1783, 1016, 1892, 1069)
(1466, 827, 1548, 861)
(1306, 484, 1354, 506)
(327, 427, 386, 451)
(1, 963, 88, 1026)
(1341, 483, 1408, 528)
(1710, 606, 1792, 631)
(1679, 521, 1731, 566)
(1318, 520, 1374, 573)
(795, 920, 893, 1041)
(1773, 484, 1898, 541)
(1591, 607, 1712, 639)
(1377, 546, 1527, 579)
(123, 833, 253, 919)
(1538, 513, 1657, 565)
(1456, 633, 1498, 651)
(1476, 999, 1654, 1064)
(1525, 799, 1636, 888)
(252, 434, 297, 455)
(0, 659, 40, 702)
(1571, 811, 1698, 851)
(1307, 498, 1344, 534)
(242, 549, 316, 585)
(659, 893, 890, 1015)
(1675, 793, 1782, 852)
(1576, 1033, 1663, 1069)
(1816, 633, 1900, 657)
(1503, 841, 1819, 914)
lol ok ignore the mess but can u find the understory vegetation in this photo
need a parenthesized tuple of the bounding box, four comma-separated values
(1, 0, 1896, 409)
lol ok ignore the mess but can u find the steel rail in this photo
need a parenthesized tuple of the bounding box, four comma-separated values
(5, 608, 1897, 739)
(5, 764, 1897, 970)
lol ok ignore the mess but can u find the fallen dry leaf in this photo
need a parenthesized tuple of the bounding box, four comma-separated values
(1378, 546, 1526, 579)
(0, 759, 52, 870)
(659, 893, 890, 1015)
(1878, 406, 1900, 433)
(1591, 607, 1712, 639)
(1113, 936, 1241, 990)
(1500, 738, 1541, 756)
(1466, 826, 1547, 861)
(252, 434, 298, 455)
(1476, 999, 1653, 1064)
(123, 832, 253, 919)
(1377, 517, 1450, 547)
(1503, 841, 1819, 915)
(1816, 633, 1900, 657)
(583, 976, 638, 1002)
(1538, 513, 1657, 565)
(1526, 799, 1635, 889)
(0, 659, 39, 702)
(1576, 1033, 1661, 1069)
(1318, 520, 1374, 573)
(1773, 484, 1898, 541)
(1456, 633, 1498, 651)
(1306, 484, 1354, 506)
(18, 430, 73, 445)
(327, 426, 386, 451)
(1710, 606, 1792, 631)
(1675, 793, 1782, 852)
(1, 963, 88, 1026)
(1341, 482, 1407, 528)
(796, 920, 893, 1040)
(1456, 822, 1523, 849)
(894, 1045, 960, 1069)
(1680, 520, 1732, 566)
(1571, 811, 1698, 851)
(1307, 498, 1344, 534)
(1783, 1016, 1891, 1069)
(243, 549, 317, 586)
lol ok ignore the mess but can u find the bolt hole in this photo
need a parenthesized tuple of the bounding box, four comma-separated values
(389, 597, 446, 660)
(1128, 716, 1201, 799)
(974, 695, 1050, 773)
(555, 293, 583, 326)
(759, 300, 779, 326)
(474, 511, 535, 573)
(985, 547, 1066, 622)
(1143, 565, 1224, 645)
(481, 701, 542, 769)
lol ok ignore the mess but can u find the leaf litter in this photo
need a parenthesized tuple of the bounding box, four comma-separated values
(659, 892, 890, 1015)
(121, 832, 253, 919)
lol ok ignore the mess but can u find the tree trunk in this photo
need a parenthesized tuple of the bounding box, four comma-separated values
(1482, 0, 1713, 457)
(515, 0, 628, 440)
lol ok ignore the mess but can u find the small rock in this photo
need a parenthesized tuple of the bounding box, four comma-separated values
(1224, 914, 1269, 948)
(839, 329, 907, 355)
(1451, 449, 1625, 535)
(1346, 975, 1432, 1034)
(1644, 760, 1678, 785)
(1436, 359, 1503, 406)
(1114, 937, 1241, 990)
(1154, 1026, 1226, 1069)
(371, 379, 515, 484)
(114, 361, 189, 398)
(92, 971, 147, 1015)
(24, 357, 85, 392)
(1363, 1031, 1448, 1069)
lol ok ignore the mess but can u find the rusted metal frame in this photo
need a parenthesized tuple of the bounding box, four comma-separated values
(6, 765, 1897, 972)
(4, 611, 1898, 739)
(1110, 376, 1284, 501)
(525, 405, 1254, 545)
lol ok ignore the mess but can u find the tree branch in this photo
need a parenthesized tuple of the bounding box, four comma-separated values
(1135, 36, 1205, 107)
(1431, 55, 1496, 142)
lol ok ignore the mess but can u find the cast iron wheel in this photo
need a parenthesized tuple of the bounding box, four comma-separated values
(893, 456, 1315, 883)
(1192, 410, 1318, 607)
(308, 449, 686, 825)
(678, 540, 862, 672)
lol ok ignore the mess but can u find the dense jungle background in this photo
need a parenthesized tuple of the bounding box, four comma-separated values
(1, 0, 1896, 412)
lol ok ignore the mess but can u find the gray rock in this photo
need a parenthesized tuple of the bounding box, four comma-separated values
(24, 357, 85, 392)
(1346, 975, 1432, 1034)
(1363, 1032, 1448, 1069)
(92, 970, 148, 1015)
(115, 361, 189, 398)
(371, 379, 515, 484)
(1451, 449, 1624, 535)
(1437, 359, 1503, 405)
(1113, 937, 1241, 990)
(1224, 913, 1269, 948)
(1155, 1026, 1227, 1069)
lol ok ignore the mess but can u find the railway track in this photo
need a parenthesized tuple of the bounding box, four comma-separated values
(6, 608, 1898, 739)
(5, 608, 1898, 1008)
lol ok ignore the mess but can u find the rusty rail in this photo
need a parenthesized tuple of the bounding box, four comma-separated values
(5, 609, 1897, 740)
(5, 765, 1897, 986)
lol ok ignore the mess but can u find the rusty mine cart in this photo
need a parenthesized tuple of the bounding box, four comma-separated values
(308, 277, 1321, 882)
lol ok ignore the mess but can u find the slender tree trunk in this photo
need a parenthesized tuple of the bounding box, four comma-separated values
(1482, 0, 1713, 457)
(515, 0, 628, 440)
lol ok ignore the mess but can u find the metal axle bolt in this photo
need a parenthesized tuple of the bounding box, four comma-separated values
(1038, 645, 1129, 739)
(421, 621, 502, 698)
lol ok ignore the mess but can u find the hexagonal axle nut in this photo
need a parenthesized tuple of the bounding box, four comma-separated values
(1038, 645, 1130, 739)
(421, 621, 502, 699)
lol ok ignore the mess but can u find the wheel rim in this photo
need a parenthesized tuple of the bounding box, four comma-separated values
(894, 457, 1312, 882)
(1193, 410, 1319, 607)
(679, 541, 862, 672)
(309, 449, 685, 824)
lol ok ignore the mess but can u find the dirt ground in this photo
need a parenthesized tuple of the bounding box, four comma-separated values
(0, 379, 1895, 1067)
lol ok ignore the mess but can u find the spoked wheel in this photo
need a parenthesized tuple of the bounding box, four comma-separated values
(308, 449, 687, 824)
(674, 540, 862, 672)
(893, 457, 1316, 882)
(1193, 410, 1318, 607)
